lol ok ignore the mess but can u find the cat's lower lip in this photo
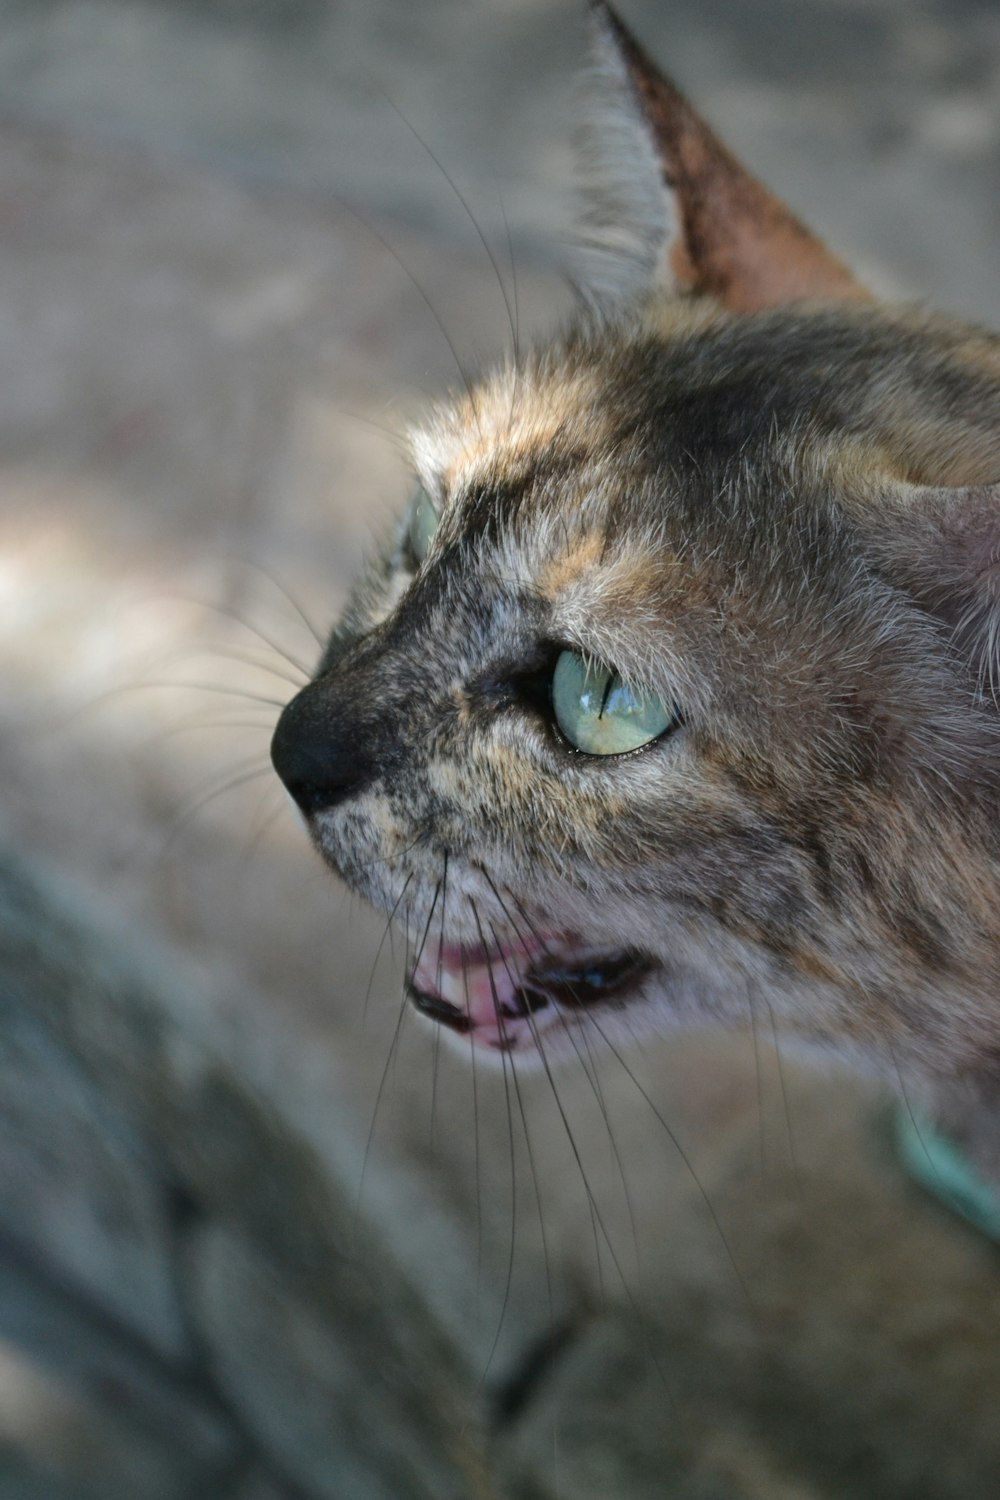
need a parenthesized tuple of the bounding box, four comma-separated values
(410, 934, 653, 1048)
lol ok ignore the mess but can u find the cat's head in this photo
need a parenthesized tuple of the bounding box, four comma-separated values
(272, 3, 1000, 1095)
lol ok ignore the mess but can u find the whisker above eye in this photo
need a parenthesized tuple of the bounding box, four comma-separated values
(328, 190, 484, 441)
(498, 195, 521, 374)
(380, 91, 519, 369)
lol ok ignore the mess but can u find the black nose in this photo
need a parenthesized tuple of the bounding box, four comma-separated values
(270, 681, 375, 815)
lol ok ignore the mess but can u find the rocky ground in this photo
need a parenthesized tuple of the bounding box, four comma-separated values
(2, 1, 1000, 1496)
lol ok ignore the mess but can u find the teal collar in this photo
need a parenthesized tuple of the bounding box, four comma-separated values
(895, 1104, 1000, 1243)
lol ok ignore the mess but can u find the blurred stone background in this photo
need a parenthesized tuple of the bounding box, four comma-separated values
(3, 1, 1000, 1497)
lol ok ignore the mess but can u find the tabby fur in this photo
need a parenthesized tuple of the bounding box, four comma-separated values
(272, 3, 1000, 1185)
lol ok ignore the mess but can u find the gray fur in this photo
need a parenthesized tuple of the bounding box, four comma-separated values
(272, 10, 1000, 1188)
(572, 5, 678, 309)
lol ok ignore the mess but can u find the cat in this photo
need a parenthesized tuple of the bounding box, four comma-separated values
(271, 1, 1000, 1196)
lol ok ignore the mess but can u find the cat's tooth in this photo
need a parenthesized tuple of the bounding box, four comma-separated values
(463, 962, 522, 1029)
(435, 965, 470, 1010)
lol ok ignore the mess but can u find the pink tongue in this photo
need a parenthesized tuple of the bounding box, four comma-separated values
(413, 937, 546, 1030)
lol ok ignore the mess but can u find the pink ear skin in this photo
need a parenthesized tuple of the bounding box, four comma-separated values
(592, 1, 871, 312)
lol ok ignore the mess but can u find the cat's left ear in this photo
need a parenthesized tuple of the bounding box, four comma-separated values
(576, 2, 870, 313)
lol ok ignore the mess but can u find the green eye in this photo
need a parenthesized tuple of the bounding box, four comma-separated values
(405, 485, 439, 565)
(551, 649, 676, 756)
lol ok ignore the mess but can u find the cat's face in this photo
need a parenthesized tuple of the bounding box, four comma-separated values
(272, 6, 1000, 1121)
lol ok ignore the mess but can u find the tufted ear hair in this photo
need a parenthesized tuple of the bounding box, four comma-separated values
(575, 2, 870, 313)
(875, 482, 1000, 693)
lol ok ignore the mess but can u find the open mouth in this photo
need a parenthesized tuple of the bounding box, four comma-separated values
(409, 934, 653, 1050)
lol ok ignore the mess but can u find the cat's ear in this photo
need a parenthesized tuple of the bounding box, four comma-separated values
(575, 2, 869, 313)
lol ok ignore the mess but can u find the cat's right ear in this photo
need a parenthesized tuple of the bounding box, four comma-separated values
(575, 3, 869, 314)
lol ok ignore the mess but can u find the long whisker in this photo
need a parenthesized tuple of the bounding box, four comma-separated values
(430, 852, 450, 1151)
(521, 1000, 679, 1398)
(502, 887, 752, 1305)
(134, 712, 276, 757)
(431, 1020, 440, 1158)
(747, 982, 767, 1178)
(52, 678, 285, 740)
(484, 893, 658, 1314)
(334, 404, 409, 448)
(859, 992, 966, 1220)
(499, 195, 521, 370)
(583, 1007, 753, 1308)
(244, 791, 291, 859)
(382, 93, 518, 360)
(361, 871, 414, 1029)
(354, 942, 413, 1234)
(480, 874, 640, 1287)
(158, 714, 277, 738)
(469, 899, 523, 1389)
(524, 992, 670, 1348)
(462, 946, 485, 1298)
(158, 641, 306, 689)
(330, 192, 483, 438)
(235, 558, 326, 650)
(155, 591, 315, 679)
(408, 879, 444, 995)
(357, 880, 441, 1222)
(477, 881, 604, 1299)
(572, 1010, 646, 1291)
(510, 1049, 556, 1323)
(156, 761, 273, 856)
(765, 998, 801, 1190)
(347, 832, 430, 876)
(498, 195, 522, 434)
(92, 679, 287, 715)
(487, 922, 556, 1329)
(883, 1031, 959, 1209)
(435, 850, 450, 1000)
